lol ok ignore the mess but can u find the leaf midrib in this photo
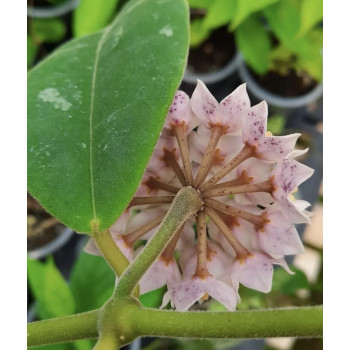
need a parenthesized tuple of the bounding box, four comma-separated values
(88, 25, 113, 227)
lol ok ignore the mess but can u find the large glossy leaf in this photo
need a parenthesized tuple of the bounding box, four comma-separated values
(28, 0, 189, 234)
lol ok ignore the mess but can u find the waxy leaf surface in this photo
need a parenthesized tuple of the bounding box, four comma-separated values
(28, 0, 189, 233)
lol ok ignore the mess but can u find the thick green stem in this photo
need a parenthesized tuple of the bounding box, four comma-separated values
(27, 310, 99, 348)
(114, 186, 202, 298)
(93, 229, 130, 276)
(132, 306, 323, 339)
(93, 333, 120, 350)
(27, 303, 322, 348)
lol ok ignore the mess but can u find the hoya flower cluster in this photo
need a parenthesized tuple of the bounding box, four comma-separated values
(86, 80, 313, 311)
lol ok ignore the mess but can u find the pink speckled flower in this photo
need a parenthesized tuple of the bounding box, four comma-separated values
(241, 102, 301, 163)
(191, 80, 250, 134)
(269, 159, 314, 223)
(85, 82, 314, 311)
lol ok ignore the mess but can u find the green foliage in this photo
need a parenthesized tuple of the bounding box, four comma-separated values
(229, 0, 279, 30)
(31, 18, 66, 43)
(267, 114, 285, 135)
(235, 15, 271, 75)
(27, 36, 39, 69)
(70, 251, 115, 312)
(203, 0, 238, 30)
(139, 285, 167, 308)
(190, 19, 210, 47)
(263, 0, 323, 81)
(299, 0, 323, 36)
(28, 255, 98, 349)
(263, 0, 301, 46)
(188, 0, 212, 9)
(271, 266, 309, 295)
(235, 266, 310, 310)
(27, 0, 189, 234)
(73, 0, 120, 38)
(28, 257, 75, 319)
(187, 0, 322, 81)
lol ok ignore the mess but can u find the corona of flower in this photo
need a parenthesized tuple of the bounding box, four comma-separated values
(86, 80, 314, 311)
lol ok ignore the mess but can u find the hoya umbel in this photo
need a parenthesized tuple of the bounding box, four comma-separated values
(86, 80, 313, 311)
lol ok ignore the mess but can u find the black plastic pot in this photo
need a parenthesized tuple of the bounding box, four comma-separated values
(180, 25, 241, 101)
(181, 50, 241, 101)
(237, 56, 323, 120)
(27, 0, 80, 18)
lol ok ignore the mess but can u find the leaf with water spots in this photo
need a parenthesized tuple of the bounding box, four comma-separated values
(28, 0, 189, 233)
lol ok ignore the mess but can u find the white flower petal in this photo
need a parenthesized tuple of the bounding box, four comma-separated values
(242, 101, 268, 144)
(191, 80, 219, 129)
(139, 258, 181, 294)
(258, 209, 305, 255)
(165, 90, 198, 132)
(231, 252, 274, 293)
(84, 238, 101, 256)
(271, 159, 314, 223)
(256, 134, 301, 162)
(217, 83, 251, 133)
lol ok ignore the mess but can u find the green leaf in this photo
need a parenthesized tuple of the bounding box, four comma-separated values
(263, 0, 301, 46)
(32, 18, 66, 43)
(27, 257, 75, 319)
(272, 266, 309, 295)
(294, 29, 323, 81)
(235, 16, 271, 74)
(139, 285, 167, 308)
(30, 343, 74, 350)
(73, 0, 119, 38)
(190, 18, 210, 47)
(27, 36, 39, 69)
(298, 0, 323, 36)
(69, 251, 115, 312)
(203, 0, 238, 30)
(236, 285, 266, 310)
(229, 0, 280, 30)
(188, 0, 213, 9)
(27, 0, 189, 234)
(267, 114, 285, 134)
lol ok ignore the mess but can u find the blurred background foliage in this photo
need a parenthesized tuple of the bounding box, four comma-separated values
(28, 0, 323, 82)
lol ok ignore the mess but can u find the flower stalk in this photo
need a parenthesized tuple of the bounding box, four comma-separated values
(114, 186, 203, 298)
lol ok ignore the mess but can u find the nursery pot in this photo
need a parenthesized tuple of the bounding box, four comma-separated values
(28, 226, 75, 260)
(237, 55, 323, 118)
(27, 0, 80, 18)
(180, 26, 241, 101)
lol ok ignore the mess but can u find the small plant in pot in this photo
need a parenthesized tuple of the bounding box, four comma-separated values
(235, 0, 323, 114)
(27, 193, 75, 260)
(182, 0, 282, 100)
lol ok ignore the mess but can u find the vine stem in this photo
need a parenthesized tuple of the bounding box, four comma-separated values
(27, 310, 99, 347)
(114, 186, 202, 298)
(27, 305, 323, 348)
(132, 306, 323, 339)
